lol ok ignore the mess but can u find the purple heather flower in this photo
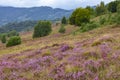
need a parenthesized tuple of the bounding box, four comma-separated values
(94, 76, 99, 80)
(99, 43, 111, 59)
(60, 44, 70, 52)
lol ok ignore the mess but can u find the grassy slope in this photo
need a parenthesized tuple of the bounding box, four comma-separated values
(0, 25, 79, 55)
(0, 24, 120, 56)
(0, 23, 120, 79)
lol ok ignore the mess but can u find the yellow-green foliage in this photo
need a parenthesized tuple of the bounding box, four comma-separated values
(82, 51, 100, 60)
(65, 65, 80, 73)
(42, 50, 51, 57)
(69, 8, 90, 26)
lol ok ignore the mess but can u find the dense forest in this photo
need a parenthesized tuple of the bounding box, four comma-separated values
(0, 20, 38, 33)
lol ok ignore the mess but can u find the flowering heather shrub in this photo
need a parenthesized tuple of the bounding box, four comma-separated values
(83, 60, 99, 73)
(99, 43, 111, 59)
(0, 36, 119, 80)
(94, 76, 99, 80)
(60, 44, 70, 52)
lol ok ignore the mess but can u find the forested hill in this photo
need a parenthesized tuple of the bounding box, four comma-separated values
(0, 20, 38, 33)
(0, 6, 73, 25)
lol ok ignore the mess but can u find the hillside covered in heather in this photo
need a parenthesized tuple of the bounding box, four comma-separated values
(0, 0, 120, 80)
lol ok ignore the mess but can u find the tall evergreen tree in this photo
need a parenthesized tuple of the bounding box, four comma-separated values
(61, 16, 67, 24)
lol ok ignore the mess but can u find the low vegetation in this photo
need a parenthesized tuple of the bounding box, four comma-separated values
(80, 21, 100, 32)
(6, 36, 21, 47)
(0, 0, 120, 80)
(59, 24, 66, 33)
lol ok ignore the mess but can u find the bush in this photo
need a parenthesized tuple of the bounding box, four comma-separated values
(6, 36, 21, 47)
(117, 3, 120, 13)
(59, 25, 66, 33)
(116, 14, 120, 25)
(110, 15, 117, 23)
(69, 8, 90, 26)
(0, 34, 6, 43)
(61, 16, 67, 24)
(108, 13, 120, 25)
(7, 30, 19, 37)
(80, 21, 100, 32)
(33, 21, 52, 38)
(99, 17, 106, 25)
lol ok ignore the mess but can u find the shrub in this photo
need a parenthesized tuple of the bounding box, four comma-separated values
(116, 3, 120, 24)
(33, 21, 52, 38)
(107, 13, 113, 24)
(110, 15, 117, 24)
(7, 30, 19, 37)
(6, 36, 21, 47)
(61, 16, 67, 24)
(117, 3, 120, 13)
(80, 21, 100, 32)
(0, 34, 6, 43)
(99, 17, 106, 25)
(109, 13, 120, 25)
(59, 25, 66, 33)
(69, 8, 90, 26)
(116, 14, 120, 25)
(0, 34, 1, 39)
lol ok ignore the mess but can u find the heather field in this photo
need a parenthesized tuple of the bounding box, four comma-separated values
(0, 24, 120, 80)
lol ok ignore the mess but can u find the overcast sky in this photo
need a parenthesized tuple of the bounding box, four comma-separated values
(0, 0, 114, 9)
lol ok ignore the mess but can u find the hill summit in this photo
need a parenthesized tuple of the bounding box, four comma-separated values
(0, 6, 73, 25)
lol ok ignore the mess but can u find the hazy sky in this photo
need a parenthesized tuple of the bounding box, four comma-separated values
(0, 0, 114, 9)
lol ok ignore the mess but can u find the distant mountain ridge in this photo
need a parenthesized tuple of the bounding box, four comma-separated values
(0, 6, 73, 25)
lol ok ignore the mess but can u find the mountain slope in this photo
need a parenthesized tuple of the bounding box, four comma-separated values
(0, 25, 120, 80)
(0, 6, 73, 25)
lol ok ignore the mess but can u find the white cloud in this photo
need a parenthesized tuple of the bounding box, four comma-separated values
(0, 0, 114, 9)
